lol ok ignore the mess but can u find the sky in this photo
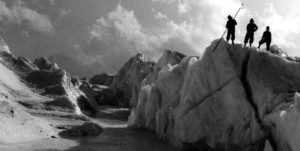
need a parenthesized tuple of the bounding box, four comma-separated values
(0, 0, 299, 77)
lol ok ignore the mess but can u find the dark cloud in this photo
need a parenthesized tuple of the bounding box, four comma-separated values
(0, 0, 54, 33)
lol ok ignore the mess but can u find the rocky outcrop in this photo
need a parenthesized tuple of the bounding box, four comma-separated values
(0, 52, 39, 76)
(128, 39, 300, 151)
(59, 122, 103, 137)
(0, 37, 99, 143)
(26, 69, 68, 95)
(0, 44, 56, 143)
(24, 62, 99, 115)
(78, 77, 118, 107)
(0, 39, 97, 115)
(89, 73, 114, 86)
(110, 53, 156, 107)
(33, 57, 59, 70)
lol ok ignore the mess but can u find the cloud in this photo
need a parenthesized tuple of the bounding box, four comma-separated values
(149, 0, 300, 56)
(238, 0, 300, 56)
(149, 0, 243, 54)
(90, 4, 165, 57)
(155, 12, 168, 20)
(152, 0, 176, 4)
(90, 4, 198, 62)
(49, 0, 55, 6)
(88, 4, 162, 73)
(0, 0, 54, 33)
(177, 0, 188, 14)
(254, 1, 300, 53)
(59, 8, 71, 18)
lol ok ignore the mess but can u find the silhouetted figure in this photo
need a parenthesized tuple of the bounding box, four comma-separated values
(258, 26, 272, 51)
(244, 18, 258, 47)
(226, 15, 237, 44)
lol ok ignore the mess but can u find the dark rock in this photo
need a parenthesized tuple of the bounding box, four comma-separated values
(59, 122, 103, 137)
(33, 57, 59, 70)
(77, 95, 97, 116)
(26, 70, 66, 90)
(0, 51, 38, 75)
(89, 73, 114, 86)
(45, 96, 75, 110)
(71, 76, 81, 87)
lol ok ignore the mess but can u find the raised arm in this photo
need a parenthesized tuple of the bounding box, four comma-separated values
(254, 24, 258, 32)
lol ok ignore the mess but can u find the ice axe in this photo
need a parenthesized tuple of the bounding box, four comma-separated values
(212, 3, 245, 53)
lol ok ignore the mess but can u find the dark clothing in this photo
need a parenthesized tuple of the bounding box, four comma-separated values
(246, 22, 258, 33)
(226, 19, 237, 31)
(226, 19, 237, 41)
(244, 32, 254, 44)
(261, 31, 272, 43)
(259, 39, 271, 51)
(244, 23, 258, 44)
(259, 31, 272, 50)
(226, 31, 235, 41)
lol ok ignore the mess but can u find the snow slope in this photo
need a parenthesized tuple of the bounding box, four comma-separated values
(0, 41, 56, 143)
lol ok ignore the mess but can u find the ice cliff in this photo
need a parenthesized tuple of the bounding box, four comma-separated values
(116, 39, 300, 151)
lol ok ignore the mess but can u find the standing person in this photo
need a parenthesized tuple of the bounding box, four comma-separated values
(244, 18, 258, 47)
(226, 15, 237, 44)
(258, 26, 272, 51)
